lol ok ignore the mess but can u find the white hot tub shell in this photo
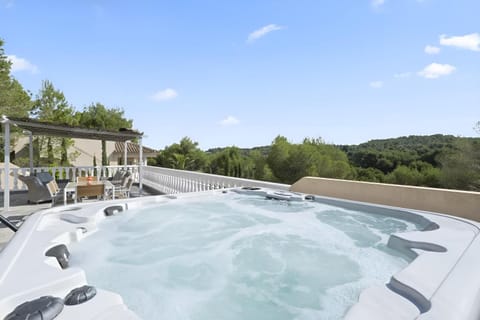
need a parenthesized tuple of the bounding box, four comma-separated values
(0, 188, 479, 319)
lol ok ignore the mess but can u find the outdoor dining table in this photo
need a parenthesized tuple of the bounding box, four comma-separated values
(63, 180, 115, 205)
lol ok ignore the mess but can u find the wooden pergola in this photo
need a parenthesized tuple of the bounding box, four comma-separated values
(1, 115, 145, 211)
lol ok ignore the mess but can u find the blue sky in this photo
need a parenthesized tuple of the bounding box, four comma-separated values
(1, 0, 479, 150)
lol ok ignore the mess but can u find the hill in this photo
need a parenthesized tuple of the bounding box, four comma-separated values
(338, 134, 470, 173)
(154, 134, 480, 191)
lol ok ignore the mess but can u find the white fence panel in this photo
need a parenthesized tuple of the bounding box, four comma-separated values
(1, 164, 289, 194)
(142, 165, 290, 194)
(1, 165, 140, 191)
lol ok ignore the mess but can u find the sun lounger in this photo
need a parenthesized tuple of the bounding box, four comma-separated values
(18, 174, 58, 204)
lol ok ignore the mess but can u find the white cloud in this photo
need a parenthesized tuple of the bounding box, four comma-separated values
(369, 81, 384, 88)
(247, 24, 285, 43)
(418, 63, 456, 79)
(394, 72, 412, 79)
(151, 88, 178, 102)
(220, 116, 239, 126)
(439, 33, 480, 52)
(6, 55, 38, 74)
(371, 0, 385, 8)
(424, 45, 440, 55)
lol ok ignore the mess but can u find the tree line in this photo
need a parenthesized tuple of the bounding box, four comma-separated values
(149, 134, 480, 192)
(0, 38, 132, 167)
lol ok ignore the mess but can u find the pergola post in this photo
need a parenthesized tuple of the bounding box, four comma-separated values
(27, 131, 33, 175)
(139, 137, 143, 195)
(3, 119, 10, 211)
(124, 140, 128, 169)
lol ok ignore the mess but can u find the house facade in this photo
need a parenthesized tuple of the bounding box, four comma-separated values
(13, 137, 158, 167)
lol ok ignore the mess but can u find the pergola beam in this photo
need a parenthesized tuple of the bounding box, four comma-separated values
(7, 117, 142, 141)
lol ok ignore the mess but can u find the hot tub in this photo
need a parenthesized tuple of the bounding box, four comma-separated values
(0, 188, 479, 319)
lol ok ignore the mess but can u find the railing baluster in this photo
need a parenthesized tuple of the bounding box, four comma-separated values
(13, 168, 19, 190)
(8, 164, 289, 195)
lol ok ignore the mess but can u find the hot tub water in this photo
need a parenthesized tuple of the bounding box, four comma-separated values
(70, 193, 419, 319)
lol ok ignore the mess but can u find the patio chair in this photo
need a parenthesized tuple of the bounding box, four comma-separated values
(18, 175, 55, 204)
(35, 172, 54, 184)
(107, 170, 126, 185)
(114, 177, 133, 198)
(108, 171, 132, 188)
(36, 171, 69, 189)
(45, 180, 63, 206)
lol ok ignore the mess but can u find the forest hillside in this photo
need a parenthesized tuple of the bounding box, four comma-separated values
(150, 134, 480, 191)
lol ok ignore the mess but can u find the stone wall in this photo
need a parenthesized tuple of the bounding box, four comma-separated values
(290, 177, 480, 222)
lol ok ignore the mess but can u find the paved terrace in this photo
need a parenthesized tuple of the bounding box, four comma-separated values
(0, 185, 153, 249)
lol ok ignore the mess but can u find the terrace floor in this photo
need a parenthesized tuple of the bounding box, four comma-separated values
(0, 184, 155, 249)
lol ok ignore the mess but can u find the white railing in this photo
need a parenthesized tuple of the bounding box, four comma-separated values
(142, 165, 290, 194)
(0, 165, 140, 192)
(1, 164, 290, 194)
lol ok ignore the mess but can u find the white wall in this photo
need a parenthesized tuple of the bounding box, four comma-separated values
(13, 137, 116, 167)
(69, 139, 115, 166)
(291, 177, 480, 222)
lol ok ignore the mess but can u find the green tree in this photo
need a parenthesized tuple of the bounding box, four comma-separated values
(93, 154, 98, 176)
(0, 39, 32, 159)
(209, 147, 245, 177)
(76, 103, 133, 165)
(0, 39, 32, 117)
(266, 136, 291, 181)
(170, 153, 194, 170)
(155, 137, 206, 171)
(249, 149, 274, 181)
(267, 136, 354, 184)
(31, 80, 77, 165)
(355, 167, 385, 182)
(385, 165, 422, 186)
(344, 134, 458, 174)
(376, 160, 441, 187)
(420, 165, 441, 187)
(438, 139, 480, 191)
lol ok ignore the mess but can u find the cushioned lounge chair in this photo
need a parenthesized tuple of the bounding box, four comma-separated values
(19, 173, 66, 205)
(107, 170, 131, 187)
(114, 177, 133, 198)
(18, 175, 55, 204)
(107, 170, 125, 185)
